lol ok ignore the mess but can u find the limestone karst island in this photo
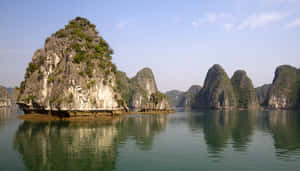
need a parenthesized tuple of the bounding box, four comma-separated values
(1, 0, 300, 170)
(15, 17, 172, 118)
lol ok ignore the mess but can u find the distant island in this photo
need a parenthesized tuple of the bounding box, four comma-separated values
(166, 64, 300, 110)
(0, 85, 12, 108)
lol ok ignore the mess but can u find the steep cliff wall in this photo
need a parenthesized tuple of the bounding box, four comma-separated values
(116, 68, 171, 112)
(193, 64, 237, 109)
(231, 70, 259, 109)
(267, 65, 300, 109)
(180, 85, 202, 108)
(17, 17, 127, 115)
(255, 84, 271, 106)
(0, 85, 12, 107)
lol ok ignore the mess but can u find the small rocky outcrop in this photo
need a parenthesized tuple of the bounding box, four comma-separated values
(16, 17, 127, 115)
(166, 85, 201, 108)
(255, 84, 271, 106)
(193, 64, 236, 109)
(231, 70, 259, 109)
(181, 85, 202, 108)
(0, 85, 12, 107)
(116, 68, 172, 112)
(165, 90, 185, 107)
(267, 65, 300, 109)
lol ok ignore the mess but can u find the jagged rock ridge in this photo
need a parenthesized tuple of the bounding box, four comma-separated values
(116, 68, 171, 112)
(166, 85, 202, 108)
(0, 85, 12, 107)
(181, 85, 202, 108)
(17, 17, 127, 115)
(193, 64, 237, 109)
(255, 84, 271, 106)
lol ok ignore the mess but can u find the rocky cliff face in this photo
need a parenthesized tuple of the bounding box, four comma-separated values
(255, 84, 271, 105)
(166, 85, 201, 108)
(116, 68, 171, 112)
(181, 85, 202, 108)
(267, 65, 300, 109)
(231, 70, 259, 109)
(165, 90, 185, 107)
(17, 17, 127, 115)
(193, 64, 236, 109)
(0, 85, 12, 107)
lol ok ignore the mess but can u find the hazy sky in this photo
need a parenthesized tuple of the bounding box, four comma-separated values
(0, 0, 300, 92)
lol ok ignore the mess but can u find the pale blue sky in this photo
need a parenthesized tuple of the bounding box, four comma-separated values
(0, 0, 300, 92)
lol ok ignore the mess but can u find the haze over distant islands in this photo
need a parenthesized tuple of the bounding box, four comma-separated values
(1, 0, 300, 91)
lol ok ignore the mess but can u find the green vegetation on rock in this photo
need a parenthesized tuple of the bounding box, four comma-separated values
(231, 70, 258, 109)
(255, 84, 271, 106)
(193, 64, 237, 109)
(268, 65, 300, 109)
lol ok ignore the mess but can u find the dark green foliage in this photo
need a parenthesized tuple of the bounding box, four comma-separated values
(115, 71, 132, 105)
(150, 92, 166, 104)
(255, 84, 271, 105)
(26, 62, 38, 74)
(86, 80, 95, 89)
(117, 99, 126, 107)
(231, 70, 258, 108)
(78, 71, 85, 77)
(38, 56, 46, 66)
(45, 37, 50, 44)
(103, 80, 107, 85)
(55, 29, 67, 38)
(73, 52, 85, 64)
(67, 93, 73, 104)
(193, 64, 236, 109)
(269, 65, 300, 108)
(50, 96, 57, 103)
(111, 64, 117, 74)
(85, 62, 94, 77)
(19, 81, 26, 93)
(24, 95, 35, 103)
(71, 42, 83, 52)
(64, 18, 115, 79)
(57, 98, 62, 105)
(48, 75, 54, 83)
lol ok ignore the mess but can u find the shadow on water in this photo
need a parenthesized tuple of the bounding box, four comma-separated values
(13, 114, 168, 171)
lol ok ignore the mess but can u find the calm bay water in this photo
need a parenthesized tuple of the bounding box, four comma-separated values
(1, 108, 300, 171)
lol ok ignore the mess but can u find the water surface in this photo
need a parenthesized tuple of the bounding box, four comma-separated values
(1, 108, 300, 171)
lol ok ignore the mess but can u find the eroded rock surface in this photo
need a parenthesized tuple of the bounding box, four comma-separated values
(231, 70, 259, 109)
(255, 84, 271, 106)
(17, 17, 127, 115)
(267, 65, 300, 109)
(193, 64, 237, 109)
(0, 85, 12, 107)
(116, 68, 171, 112)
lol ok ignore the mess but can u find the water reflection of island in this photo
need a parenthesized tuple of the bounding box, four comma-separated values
(267, 110, 300, 160)
(0, 107, 18, 121)
(13, 114, 168, 171)
(186, 110, 257, 154)
(186, 110, 300, 160)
